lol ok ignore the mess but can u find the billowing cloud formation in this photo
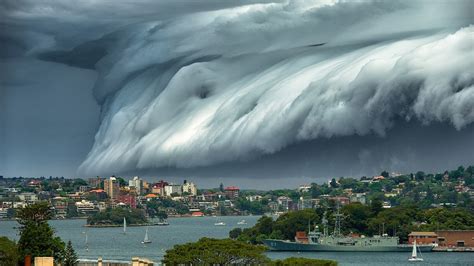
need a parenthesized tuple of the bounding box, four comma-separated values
(2, 0, 473, 177)
(75, 1, 474, 175)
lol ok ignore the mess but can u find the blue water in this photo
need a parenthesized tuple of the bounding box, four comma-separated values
(1, 217, 473, 265)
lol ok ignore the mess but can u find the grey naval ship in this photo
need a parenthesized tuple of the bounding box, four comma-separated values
(263, 209, 435, 252)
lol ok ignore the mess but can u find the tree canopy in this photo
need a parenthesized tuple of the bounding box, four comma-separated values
(162, 237, 337, 265)
(0, 237, 19, 266)
(87, 207, 147, 225)
(162, 238, 269, 265)
(62, 241, 78, 266)
(233, 210, 319, 244)
(16, 202, 65, 263)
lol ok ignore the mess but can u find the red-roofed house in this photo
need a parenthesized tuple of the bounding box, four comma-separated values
(88, 189, 107, 200)
(224, 186, 240, 199)
(192, 211, 204, 217)
(118, 193, 137, 208)
(151, 180, 168, 196)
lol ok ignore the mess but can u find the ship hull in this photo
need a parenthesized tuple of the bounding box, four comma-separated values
(263, 239, 435, 252)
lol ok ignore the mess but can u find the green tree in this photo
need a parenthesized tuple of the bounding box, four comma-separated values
(116, 177, 127, 187)
(0, 237, 19, 266)
(157, 210, 168, 222)
(255, 216, 274, 235)
(67, 204, 78, 218)
(415, 171, 426, 181)
(62, 241, 78, 266)
(341, 203, 371, 234)
(16, 202, 65, 263)
(370, 199, 383, 216)
(87, 207, 147, 225)
(162, 238, 269, 265)
(273, 209, 319, 240)
(229, 228, 242, 239)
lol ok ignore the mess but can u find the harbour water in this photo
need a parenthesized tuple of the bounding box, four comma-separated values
(1, 217, 472, 265)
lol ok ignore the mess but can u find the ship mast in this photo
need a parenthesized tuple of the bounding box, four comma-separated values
(333, 203, 342, 237)
(322, 211, 328, 237)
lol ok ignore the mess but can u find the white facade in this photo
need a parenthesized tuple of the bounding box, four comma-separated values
(75, 200, 95, 213)
(0, 208, 8, 219)
(298, 184, 311, 193)
(246, 195, 262, 202)
(128, 176, 143, 195)
(18, 192, 38, 204)
(182, 182, 197, 196)
(277, 196, 292, 211)
(164, 184, 182, 196)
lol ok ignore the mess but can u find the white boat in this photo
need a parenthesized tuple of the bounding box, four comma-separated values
(408, 240, 424, 262)
(237, 219, 247, 225)
(214, 221, 226, 226)
(142, 227, 152, 244)
(123, 217, 127, 234)
(154, 219, 169, 226)
(83, 231, 89, 251)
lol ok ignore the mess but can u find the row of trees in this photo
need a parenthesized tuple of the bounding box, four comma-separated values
(0, 202, 78, 265)
(87, 206, 147, 225)
(234, 198, 271, 215)
(230, 204, 474, 244)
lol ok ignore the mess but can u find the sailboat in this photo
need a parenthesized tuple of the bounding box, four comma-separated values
(123, 217, 127, 234)
(215, 204, 226, 226)
(82, 231, 89, 251)
(214, 217, 226, 226)
(85, 232, 89, 251)
(237, 219, 247, 225)
(408, 240, 424, 262)
(142, 227, 152, 244)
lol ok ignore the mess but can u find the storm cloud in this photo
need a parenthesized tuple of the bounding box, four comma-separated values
(1, 0, 473, 182)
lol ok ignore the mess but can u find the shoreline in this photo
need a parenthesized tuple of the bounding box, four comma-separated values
(84, 223, 154, 228)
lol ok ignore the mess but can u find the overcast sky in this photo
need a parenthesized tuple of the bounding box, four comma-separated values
(1, 0, 473, 189)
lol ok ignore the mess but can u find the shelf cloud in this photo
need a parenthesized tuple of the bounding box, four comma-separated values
(2, 0, 473, 179)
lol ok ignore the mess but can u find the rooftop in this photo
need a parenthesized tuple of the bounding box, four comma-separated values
(408, 231, 437, 236)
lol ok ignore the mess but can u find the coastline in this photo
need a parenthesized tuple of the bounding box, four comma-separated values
(84, 223, 153, 228)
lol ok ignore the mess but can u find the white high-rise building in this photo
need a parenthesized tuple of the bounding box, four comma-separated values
(164, 184, 182, 197)
(182, 180, 197, 196)
(104, 176, 120, 200)
(128, 176, 143, 195)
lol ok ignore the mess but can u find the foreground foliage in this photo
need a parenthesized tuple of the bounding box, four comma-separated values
(162, 237, 269, 264)
(163, 238, 337, 265)
(62, 241, 78, 266)
(16, 202, 65, 263)
(0, 237, 19, 266)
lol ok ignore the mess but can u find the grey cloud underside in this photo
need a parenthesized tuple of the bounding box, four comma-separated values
(2, 0, 473, 177)
(76, 1, 474, 175)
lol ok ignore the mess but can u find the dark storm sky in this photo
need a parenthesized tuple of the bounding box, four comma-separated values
(1, 0, 473, 189)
